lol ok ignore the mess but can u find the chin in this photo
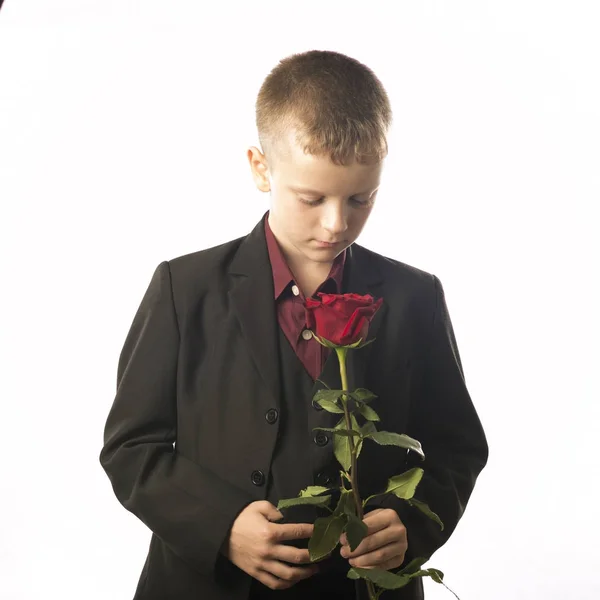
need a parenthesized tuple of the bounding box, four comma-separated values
(309, 248, 343, 261)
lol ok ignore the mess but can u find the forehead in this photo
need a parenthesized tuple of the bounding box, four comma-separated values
(275, 130, 383, 193)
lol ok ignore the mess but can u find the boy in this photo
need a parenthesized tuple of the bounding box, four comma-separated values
(100, 50, 488, 600)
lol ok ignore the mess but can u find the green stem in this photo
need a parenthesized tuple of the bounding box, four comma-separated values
(335, 347, 377, 600)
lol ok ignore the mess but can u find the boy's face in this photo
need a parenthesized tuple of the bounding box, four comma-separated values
(248, 130, 383, 274)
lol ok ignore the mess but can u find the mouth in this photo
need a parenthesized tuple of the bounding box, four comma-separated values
(315, 240, 343, 248)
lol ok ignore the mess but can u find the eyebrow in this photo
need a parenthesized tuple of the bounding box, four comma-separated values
(290, 185, 379, 196)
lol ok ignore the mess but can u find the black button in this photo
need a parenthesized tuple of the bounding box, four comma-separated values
(251, 470, 265, 486)
(265, 408, 278, 424)
(312, 399, 324, 411)
(315, 472, 332, 486)
(314, 432, 329, 446)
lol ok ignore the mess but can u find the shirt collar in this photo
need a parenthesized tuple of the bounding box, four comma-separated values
(264, 211, 346, 300)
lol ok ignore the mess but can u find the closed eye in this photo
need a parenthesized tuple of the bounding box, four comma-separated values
(299, 196, 374, 207)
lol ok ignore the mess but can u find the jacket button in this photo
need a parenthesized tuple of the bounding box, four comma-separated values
(312, 399, 324, 411)
(316, 472, 332, 486)
(265, 408, 279, 424)
(251, 470, 265, 486)
(314, 432, 329, 446)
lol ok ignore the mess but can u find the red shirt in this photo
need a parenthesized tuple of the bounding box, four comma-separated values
(264, 213, 346, 380)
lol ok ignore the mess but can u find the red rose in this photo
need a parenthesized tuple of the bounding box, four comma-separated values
(305, 293, 383, 347)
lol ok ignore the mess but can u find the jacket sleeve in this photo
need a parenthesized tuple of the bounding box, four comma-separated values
(99, 261, 255, 577)
(365, 274, 488, 562)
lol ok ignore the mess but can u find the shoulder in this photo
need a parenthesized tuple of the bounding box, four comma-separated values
(141, 235, 247, 304)
(167, 235, 246, 270)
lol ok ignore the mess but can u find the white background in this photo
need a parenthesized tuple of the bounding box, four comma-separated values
(1, 1, 599, 598)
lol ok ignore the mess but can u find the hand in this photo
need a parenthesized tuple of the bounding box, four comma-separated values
(222, 500, 320, 590)
(339, 508, 408, 571)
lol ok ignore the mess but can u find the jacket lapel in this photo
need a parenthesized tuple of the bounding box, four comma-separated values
(228, 215, 282, 410)
(227, 214, 388, 407)
(341, 243, 387, 392)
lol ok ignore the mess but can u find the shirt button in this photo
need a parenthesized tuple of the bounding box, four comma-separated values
(265, 408, 278, 424)
(314, 432, 330, 446)
(251, 470, 265, 486)
(291, 284, 300, 296)
(302, 329, 313, 341)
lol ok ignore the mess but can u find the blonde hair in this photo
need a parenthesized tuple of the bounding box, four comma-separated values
(256, 50, 392, 170)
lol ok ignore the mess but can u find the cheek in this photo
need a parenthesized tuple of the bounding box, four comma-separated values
(357, 208, 374, 226)
(277, 198, 305, 226)
(347, 213, 369, 235)
(289, 211, 315, 241)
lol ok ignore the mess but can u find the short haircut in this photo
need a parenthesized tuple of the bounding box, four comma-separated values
(256, 50, 392, 170)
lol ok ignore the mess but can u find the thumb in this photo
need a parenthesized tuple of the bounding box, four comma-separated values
(261, 501, 284, 522)
(266, 504, 283, 521)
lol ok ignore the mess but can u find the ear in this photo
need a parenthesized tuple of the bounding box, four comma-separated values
(247, 146, 270, 192)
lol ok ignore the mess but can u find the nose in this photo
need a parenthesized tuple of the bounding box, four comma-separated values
(321, 202, 349, 238)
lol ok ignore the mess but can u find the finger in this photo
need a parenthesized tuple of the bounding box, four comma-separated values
(375, 556, 408, 571)
(347, 541, 407, 569)
(271, 522, 314, 542)
(339, 509, 392, 547)
(270, 544, 315, 565)
(351, 553, 406, 571)
(362, 508, 385, 519)
(341, 526, 403, 558)
(361, 508, 398, 535)
(254, 568, 295, 591)
(261, 560, 319, 586)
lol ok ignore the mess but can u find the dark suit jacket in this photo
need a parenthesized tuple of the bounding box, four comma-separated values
(99, 212, 488, 599)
